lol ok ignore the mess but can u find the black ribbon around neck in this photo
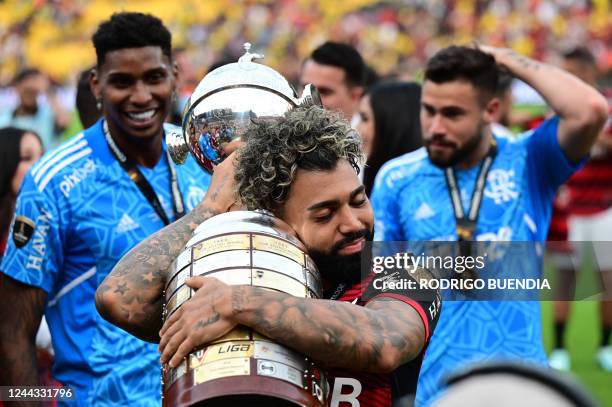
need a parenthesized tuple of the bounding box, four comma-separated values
(103, 121, 184, 226)
(444, 141, 498, 243)
(444, 141, 497, 281)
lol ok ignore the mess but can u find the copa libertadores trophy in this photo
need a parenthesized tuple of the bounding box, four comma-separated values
(162, 43, 328, 407)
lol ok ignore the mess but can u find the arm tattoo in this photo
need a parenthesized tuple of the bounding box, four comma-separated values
(505, 49, 541, 71)
(0, 274, 47, 390)
(234, 287, 425, 372)
(114, 282, 128, 295)
(96, 204, 219, 342)
(208, 175, 227, 203)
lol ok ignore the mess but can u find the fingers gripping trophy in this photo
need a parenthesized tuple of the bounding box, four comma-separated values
(162, 44, 328, 407)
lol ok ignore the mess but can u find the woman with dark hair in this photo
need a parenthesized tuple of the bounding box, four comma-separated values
(0, 127, 55, 398)
(356, 82, 423, 195)
(0, 127, 43, 256)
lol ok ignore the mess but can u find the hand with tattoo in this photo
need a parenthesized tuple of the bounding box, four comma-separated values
(158, 276, 428, 374)
(158, 276, 237, 367)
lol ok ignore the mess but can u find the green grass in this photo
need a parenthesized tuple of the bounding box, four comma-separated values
(541, 300, 612, 406)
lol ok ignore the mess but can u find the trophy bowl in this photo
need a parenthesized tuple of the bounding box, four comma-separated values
(167, 43, 321, 173)
(162, 211, 329, 407)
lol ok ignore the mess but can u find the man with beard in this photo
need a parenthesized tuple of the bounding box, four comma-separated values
(96, 106, 441, 406)
(371, 45, 608, 406)
(0, 12, 210, 405)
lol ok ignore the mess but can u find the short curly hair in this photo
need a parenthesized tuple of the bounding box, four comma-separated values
(92, 12, 172, 66)
(235, 106, 363, 212)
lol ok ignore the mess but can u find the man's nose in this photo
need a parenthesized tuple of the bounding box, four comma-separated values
(338, 206, 363, 235)
(131, 81, 152, 105)
(428, 114, 446, 135)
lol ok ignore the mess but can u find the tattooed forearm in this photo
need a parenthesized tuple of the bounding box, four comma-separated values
(0, 275, 46, 394)
(208, 174, 227, 203)
(504, 49, 541, 71)
(95, 203, 220, 342)
(118, 203, 219, 279)
(232, 286, 425, 373)
(114, 283, 128, 295)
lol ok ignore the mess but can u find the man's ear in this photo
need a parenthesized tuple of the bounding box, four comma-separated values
(172, 60, 180, 84)
(483, 96, 500, 124)
(90, 68, 101, 100)
(350, 85, 365, 103)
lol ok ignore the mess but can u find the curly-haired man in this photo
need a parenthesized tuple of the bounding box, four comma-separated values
(96, 106, 441, 406)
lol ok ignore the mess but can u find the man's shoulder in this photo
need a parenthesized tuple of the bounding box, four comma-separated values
(374, 148, 431, 192)
(511, 116, 560, 145)
(28, 131, 97, 199)
(495, 117, 562, 166)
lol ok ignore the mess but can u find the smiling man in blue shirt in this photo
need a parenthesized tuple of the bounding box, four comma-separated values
(0, 12, 210, 406)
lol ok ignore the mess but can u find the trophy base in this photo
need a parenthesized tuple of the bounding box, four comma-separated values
(192, 395, 299, 407)
(165, 372, 323, 407)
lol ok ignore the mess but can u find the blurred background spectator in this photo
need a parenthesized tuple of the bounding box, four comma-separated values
(0, 127, 43, 257)
(0, 127, 56, 405)
(74, 67, 101, 129)
(548, 45, 612, 374)
(300, 41, 367, 123)
(0, 68, 69, 149)
(356, 81, 422, 195)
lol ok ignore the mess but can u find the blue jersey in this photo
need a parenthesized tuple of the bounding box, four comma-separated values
(1, 119, 211, 406)
(371, 117, 582, 406)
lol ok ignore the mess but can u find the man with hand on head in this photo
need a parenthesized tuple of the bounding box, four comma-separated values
(0, 12, 210, 406)
(371, 45, 608, 406)
(97, 106, 441, 406)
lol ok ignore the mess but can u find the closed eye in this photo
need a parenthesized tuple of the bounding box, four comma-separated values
(351, 198, 367, 207)
(313, 211, 334, 223)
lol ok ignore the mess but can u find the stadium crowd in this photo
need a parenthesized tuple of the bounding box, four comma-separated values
(0, 1, 610, 123)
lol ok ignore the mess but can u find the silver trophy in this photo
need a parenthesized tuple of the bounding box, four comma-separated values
(163, 211, 328, 406)
(162, 45, 328, 406)
(167, 42, 321, 173)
